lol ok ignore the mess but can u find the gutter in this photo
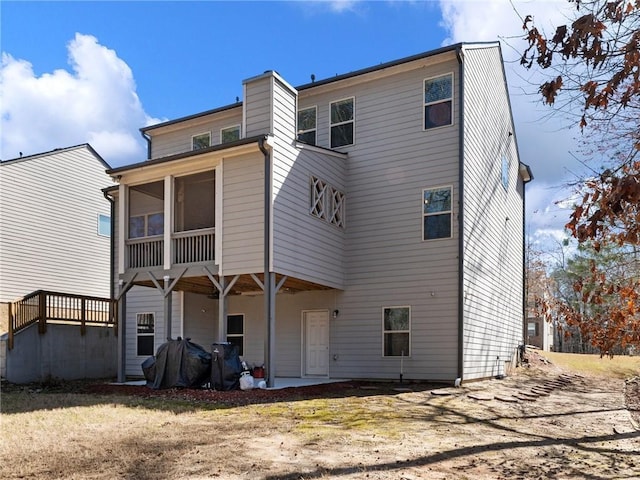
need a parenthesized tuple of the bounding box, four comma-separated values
(258, 135, 275, 388)
(456, 45, 465, 385)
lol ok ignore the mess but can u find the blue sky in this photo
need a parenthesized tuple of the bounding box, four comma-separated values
(0, 0, 584, 249)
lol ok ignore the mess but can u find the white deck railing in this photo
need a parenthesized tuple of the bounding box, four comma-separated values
(125, 229, 215, 269)
(172, 228, 215, 264)
(126, 236, 164, 269)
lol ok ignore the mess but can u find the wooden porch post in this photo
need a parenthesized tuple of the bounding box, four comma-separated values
(117, 286, 127, 383)
(265, 272, 276, 388)
(164, 275, 172, 341)
(7, 302, 13, 351)
(80, 298, 86, 336)
(38, 291, 47, 334)
(217, 276, 227, 342)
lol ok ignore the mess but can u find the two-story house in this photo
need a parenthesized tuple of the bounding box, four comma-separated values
(106, 42, 533, 385)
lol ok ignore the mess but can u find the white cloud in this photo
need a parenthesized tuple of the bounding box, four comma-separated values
(0, 33, 161, 167)
(437, 0, 591, 254)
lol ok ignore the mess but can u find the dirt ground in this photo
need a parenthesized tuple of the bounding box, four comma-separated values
(2, 350, 639, 480)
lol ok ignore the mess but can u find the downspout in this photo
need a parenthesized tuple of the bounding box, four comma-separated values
(520, 165, 533, 357)
(258, 135, 275, 388)
(140, 131, 152, 160)
(102, 189, 120, 380)
(102, 190, 115, 312)
(456, 46, 465, 385)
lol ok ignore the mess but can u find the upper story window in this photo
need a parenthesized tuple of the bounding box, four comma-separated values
(330, 97, 354, 148)
(423, 186, 452, 240)
(192, 132, 211, 150)
(97, 214, 111, 237)
(424, 74, 453, 130)
(221, 125, 241, 143)
(297, 106, 317, 145)
(501, 155, 509, 190)
(129, 181, 165, 239)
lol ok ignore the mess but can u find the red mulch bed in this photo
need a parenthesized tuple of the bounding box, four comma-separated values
(83, 380, 434, 407)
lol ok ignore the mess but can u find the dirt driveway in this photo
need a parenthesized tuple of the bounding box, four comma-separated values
(2, 352, 639, 480)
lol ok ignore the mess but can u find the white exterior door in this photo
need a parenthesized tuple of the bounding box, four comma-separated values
(303, 310, 329, 376)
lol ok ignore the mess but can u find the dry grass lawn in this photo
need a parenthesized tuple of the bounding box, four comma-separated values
(1, 350, 638, 479)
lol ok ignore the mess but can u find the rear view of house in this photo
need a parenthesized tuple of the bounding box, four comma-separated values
(107, 42, 532, 385)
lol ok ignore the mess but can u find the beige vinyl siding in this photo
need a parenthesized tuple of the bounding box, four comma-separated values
(243, 74, 272, 138)
(182, 292, 219, 347)
(272, 143, 346, 288)
(0, 146, 113, 303)
(297, 58, 461, 381)
(272, 76, 297, 140)
(460, 45, 524, 380)
(148, 108, 243, 159)
(124, 286, 181, 377)
(221, 152, 265, 274)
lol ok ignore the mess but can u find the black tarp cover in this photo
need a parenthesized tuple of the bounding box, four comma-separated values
(143, 338, 212, 389)
(211, 342, 243, 391)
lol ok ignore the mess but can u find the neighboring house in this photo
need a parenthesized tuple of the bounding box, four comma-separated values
(526, 317, 554, 351)
(106, 42, 533, 385)
(0, 144, 114, 303)
(0, 144, 116, 381)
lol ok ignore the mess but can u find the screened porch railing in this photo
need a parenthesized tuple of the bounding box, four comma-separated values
(125, 229, 215, 269)
(173, 228, 215, 264)
(126, 236, 164, 269)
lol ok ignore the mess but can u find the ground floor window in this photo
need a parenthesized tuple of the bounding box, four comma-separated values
(137, 312, 155, 356)
(227, 314, 244, 355)
(383, 306, 410, 356)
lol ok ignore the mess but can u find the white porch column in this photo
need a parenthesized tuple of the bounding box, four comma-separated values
(163, 175, 173, 270)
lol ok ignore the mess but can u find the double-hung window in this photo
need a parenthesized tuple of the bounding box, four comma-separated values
(423, 186, 452, 240)
(221, 125, 241, 143)
(297, 106, 317, 145)
(137, 312, 155, 356)
(129, 212, 164, 238)
(383, 306, 410, 356)
(192, 132, 211, 150)
(226, 314, 244, 355)
(330, 97, 354, 148)
(424, 74, 453, 130)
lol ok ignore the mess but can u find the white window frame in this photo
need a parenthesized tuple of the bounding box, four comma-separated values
(226, 313, 244, 356)
(422, 185, 453, 241)
(382, 306, 411, 357)
(97, 213, 111, 237)
(297, 105, 317, 145)
(220, 125, 241, 143)
(330, 96, 355, 148)
(192, 132, 211, 150)
(136, 312, 155, 357)
(423, 73, 453, 131)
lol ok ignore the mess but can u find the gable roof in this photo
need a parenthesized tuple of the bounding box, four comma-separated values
(0, 143, 111, 170)
(140, 42, 499, 134)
